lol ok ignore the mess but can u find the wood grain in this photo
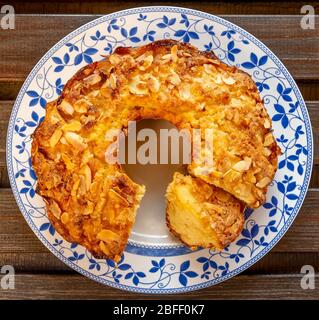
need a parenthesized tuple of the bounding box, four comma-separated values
(1, 273, 318, 299)
(8, 0, 319, 15)
(297, 81, 319, 101)
(0, 15, 318, 81)
(0, 7, 318, 299)
(1, 250, 319, 275)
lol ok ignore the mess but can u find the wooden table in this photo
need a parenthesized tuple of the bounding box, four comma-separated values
(0, 1, 318, 299)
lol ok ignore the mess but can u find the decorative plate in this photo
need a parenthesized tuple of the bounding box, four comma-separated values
(7, 6, 313, 294)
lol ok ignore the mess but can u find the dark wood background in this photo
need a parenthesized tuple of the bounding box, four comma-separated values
(0, 0, 318, 299)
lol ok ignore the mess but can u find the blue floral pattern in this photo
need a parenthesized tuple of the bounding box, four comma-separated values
(6, 7, 312, 294)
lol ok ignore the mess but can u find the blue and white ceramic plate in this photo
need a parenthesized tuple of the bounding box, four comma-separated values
(7, 7, 313, 293)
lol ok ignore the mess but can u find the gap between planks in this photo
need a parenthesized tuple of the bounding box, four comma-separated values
(0, 15, 318, 80)
(0, 273, 318, 299)
(0, 251, 318, 275)
(7, 1, 319, 15)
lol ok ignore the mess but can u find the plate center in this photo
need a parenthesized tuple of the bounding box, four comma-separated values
(122, 119, 187, 246)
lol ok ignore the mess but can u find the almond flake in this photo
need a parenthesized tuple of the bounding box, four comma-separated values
(256, 177, 271, 188)
(59, 100, 74, 115)
(49, 129, 63, 148)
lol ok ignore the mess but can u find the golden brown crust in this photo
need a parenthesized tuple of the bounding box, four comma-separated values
(31, 39, 280, 260)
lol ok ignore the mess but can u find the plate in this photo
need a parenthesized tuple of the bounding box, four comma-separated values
(7, 6, 313, 293)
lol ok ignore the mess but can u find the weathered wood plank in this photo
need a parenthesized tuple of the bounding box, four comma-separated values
(0, 1, 317, 301)
(9, 0, 319, 15)
(0, 81, 22, 101)
(0, 250, 318, 275)
(0, 188, 319, 253)
(273, 189, 319, 252)
(0, 252, 69, 272)
(0, 101, 11, 188)
(1, 273, 318, 299)
(310, 166, 319, 189)
(0, 15, 318, 81)
(297, 81, 319, 101)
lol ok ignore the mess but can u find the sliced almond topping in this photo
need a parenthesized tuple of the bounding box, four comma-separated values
(84, 73, 102, 86)
(101, 79, 110, 89)
(264, 118, 271, 129)
(109, 54, 120, 65)
(223, 168, 241, 181)
(61, 153, 76, 171)
(50, 109, 63, 124)
(78, 164, 92, 195)
(108, 188, 129, 206)
(136, 52, 148, 62)
(208, 58, 221, 65)
(168, 71, 181, 86)
(263, 147, 272, 157)
(147, 75, 160, 93)
(99, 240, 110, 255)
(82, 164, 91, 191)
(179, 83, 191, 101)
(48, 199, 61, 219)
(161, 53, 173, 63)
(256, 176, 271, 188)
(71, 175, 80, 197)
(200, 212, 207, 218)
(197, 102, 206, 111)
(214, 74, 222, 84)
(171, 45, 178, 62)
(248, 175, 257, 184)
(64, 132, 87, 151)
(206, 203, 224, 214)
(138, 54, 153, 71)
(222, 75, 236, 85)
(61, 212, 70, 224)
(81, 149, 93, 165)
(93, 195, 106, 214)
(89, 181, 99, 196)
(97, 229, 121, 243)
(60, 137, 67, 145)
(59, 100, 74, 115)
(74, 100, 88, 113)
(203, 64, 214, 75)
(263, 132, 274, 147)
(100, 64, 114, 75)
(211, 170, 223, 178)
(85, 201, 94, 215)
(192, 166, 213, 177)
(109, 73, 117, 89)
(49, 128, 63, 148)
(62, 120, 82, 132)
(232, 157, 252, 172)
(171, 45, 178, 54)
(129, 85, 148, 95)
(78, 175, 87, 195)
(210, 221, 219, 231)
(125, 55, 136, 66)
(129, 76, 148, 95)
